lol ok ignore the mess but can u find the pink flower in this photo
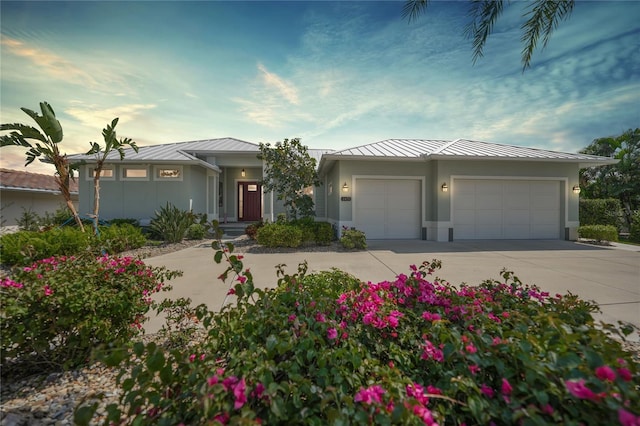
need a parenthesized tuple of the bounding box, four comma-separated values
(43, 285, 53, 296)
(354, 385, 385, 405)
(565, 379, 597, 400)
(207, 375, 219, 386)
(618, 408, 640, 426)
(237, 275, 247, 284)
(227, 288, 236, 295)
(618, 367, 632, 382)
(288, 314, 296, 322)
(501, 378, 513, 395)
(480, 384, 494, 398)
(233, 378, 247, 409)
(468, 364, 481, 375)
(465, 343, 477, 354)
(252, 382, 266, 399)
(541, 404, 554, 415)
(315, 313, 326, 323)
(189, 354, 196, 362)
(327, 328, 338, 340)
(595, 365, 616, 382)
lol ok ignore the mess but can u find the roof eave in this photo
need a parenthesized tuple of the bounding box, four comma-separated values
(425, 154, 618, 166)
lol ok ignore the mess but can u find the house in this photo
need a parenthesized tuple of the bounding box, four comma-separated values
(69, 137, 615, 241)
(0, 168, 79, 226)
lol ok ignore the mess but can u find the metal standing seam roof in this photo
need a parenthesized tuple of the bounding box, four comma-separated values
(68, 137, 260, 163)
(324, 138, 618, 164)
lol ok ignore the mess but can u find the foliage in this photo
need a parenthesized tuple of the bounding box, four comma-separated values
(41, 205, 75, 227)
(0, 224, 146, 267)
(580, 128, 640, 230)
(0, 102, 84, 230)
(578, 225, 619, 243)
(186, 223, 207, 240)
(256, 223, 303, 248)
(98, 223, 147, 253)
(340, 227, 367, 250)
(630, 211, 640, 243)
(17, 207, 41, 232)
(85, 118, 138, 235)
(258, 138, 322, 220)
(83, 238, 639, 425)
(1, 254, 181, 373)
(108, 218, 140, 227)
(149, 203, 194, 243)
(403, 0, 575, 70)
(579, 198, 622, 228)
(245, 220, 265, 240)
(314, 221, 335, 245)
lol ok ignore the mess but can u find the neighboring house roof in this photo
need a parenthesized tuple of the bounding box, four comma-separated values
(319, 138, 618, 171)
(0, 168, 79, 194)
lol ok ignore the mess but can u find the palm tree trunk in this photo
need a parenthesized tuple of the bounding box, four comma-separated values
(92, 173, 100, 235)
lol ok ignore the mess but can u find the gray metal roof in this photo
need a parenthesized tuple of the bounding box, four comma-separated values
(69, 137, 259, 163)
(324, 138, 617, 165)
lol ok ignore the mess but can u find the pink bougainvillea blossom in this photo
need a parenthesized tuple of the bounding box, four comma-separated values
(565, 379, 598, 400)
(327, 328, 338, 340)
(618, 367, 632, 382)
(354, 385, 385, 405)
(595, 365, 616, 382)
(618, 408, 640, 426)
(232, 378, 247, 409)
(43, 285, 53, 296)
(480, 384, 495, 398)
(501, 378, 513, 395)
(421, 338, 444, 362)
(1, 278, 23, 289)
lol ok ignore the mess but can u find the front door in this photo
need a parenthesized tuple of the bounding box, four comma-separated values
(238, 182, 261, 221)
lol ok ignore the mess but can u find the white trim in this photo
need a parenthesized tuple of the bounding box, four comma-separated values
(450, 175, 568, 240)
(425, 221, 452, 242)
(352, 175, 426, 239)
(85, 165, 115, 181)
(120, 165, 149, 181)
(153, 165, 184, 181)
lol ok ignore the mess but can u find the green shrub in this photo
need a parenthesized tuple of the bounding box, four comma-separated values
(108, 218, 140, 227)
(17, 207, 41, 231)
(245, 220, 264, 240)
(630, 211, 640, 243)
(149, 203, 193, 243)
(1, 254, 181, 373)
(84, 244, 639, 426)
(340, 227, 367, 250)
(41, 205, 75, 228)
(579, 199, 621, 228)
(314, 221, 334, 245)
(256, 223, 303, 248)
(0, 228, 93, 267)
(578, 225, 619, 242)
(186, 223, 207, 240)
(98, 224, 147, 253)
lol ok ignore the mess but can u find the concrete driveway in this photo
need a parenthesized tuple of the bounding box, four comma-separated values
(145, 240, 640, 340)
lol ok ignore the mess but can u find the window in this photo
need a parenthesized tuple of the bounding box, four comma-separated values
(247, 184, 258, 192)
(121, 165, 149, 180)
(86, 166, 114, 181)
(154, 166, 183, 181)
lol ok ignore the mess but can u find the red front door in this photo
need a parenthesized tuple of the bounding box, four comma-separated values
(238, 182, 261, 221)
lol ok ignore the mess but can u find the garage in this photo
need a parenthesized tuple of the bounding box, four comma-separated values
(453, 179, 561, 240)
(355, 179, 421, 239)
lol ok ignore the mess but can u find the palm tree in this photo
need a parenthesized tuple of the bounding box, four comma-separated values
(403, 0, 575, 71)
(1, 102, 85, 230)
(85, 118, 138, 234)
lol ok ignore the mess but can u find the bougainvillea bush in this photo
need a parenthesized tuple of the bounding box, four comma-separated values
(83, 242, 639, 425)
(1, 254, 181, 373)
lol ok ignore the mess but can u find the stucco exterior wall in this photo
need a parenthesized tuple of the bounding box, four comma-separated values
(0, 191, 78, 226)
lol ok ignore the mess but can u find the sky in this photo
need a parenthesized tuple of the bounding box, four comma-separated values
(1, 0, 639, 174)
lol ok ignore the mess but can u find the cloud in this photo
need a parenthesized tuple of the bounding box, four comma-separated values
(257, 63, 299, 105)
(64, 103, 157, 135)
(1, 35, 97, 88)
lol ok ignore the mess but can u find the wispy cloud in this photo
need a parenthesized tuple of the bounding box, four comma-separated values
(65, 103, 157, 136)
(257, 63, 299, 105)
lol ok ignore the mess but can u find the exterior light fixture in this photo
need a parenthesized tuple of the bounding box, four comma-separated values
(572, 185, 580, 194)
(241, 168, 246, 177)
(342, 182, 349, 192)
(441, 183, 448, 192)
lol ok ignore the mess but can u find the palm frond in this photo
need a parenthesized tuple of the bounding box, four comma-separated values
(521, 0, 575, 70)
(402, 0, 430, 23)
(464, 0, 506, 64)
(0, 124, 48, 144)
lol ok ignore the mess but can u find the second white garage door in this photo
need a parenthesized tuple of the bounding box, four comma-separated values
(453, 179, 561, 239)
(355, 179, 421, 239)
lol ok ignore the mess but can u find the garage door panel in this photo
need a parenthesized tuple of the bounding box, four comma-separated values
(453, 179, 560, 240)
(356, 179, 420, 239)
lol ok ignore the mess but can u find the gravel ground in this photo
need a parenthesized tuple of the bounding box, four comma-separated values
(2, 238, 639, 425)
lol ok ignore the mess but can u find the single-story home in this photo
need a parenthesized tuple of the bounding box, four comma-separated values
(0, 168, 79, 226)
(69, 137, 616, 241)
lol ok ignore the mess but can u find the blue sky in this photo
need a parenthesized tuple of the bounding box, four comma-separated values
(1, 0, 639, 173)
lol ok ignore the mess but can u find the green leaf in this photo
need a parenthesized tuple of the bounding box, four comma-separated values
(146, 350, 166, 372)
(74, 403, 98, 426)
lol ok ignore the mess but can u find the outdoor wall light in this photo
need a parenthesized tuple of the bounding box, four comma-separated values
(441, 183, 448, 192)
(241, 169, 246, 177)
(572, 185, 581, 194)
(342, 182, 349, 192)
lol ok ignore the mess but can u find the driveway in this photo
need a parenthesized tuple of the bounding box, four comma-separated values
(145, 240, 640, 340)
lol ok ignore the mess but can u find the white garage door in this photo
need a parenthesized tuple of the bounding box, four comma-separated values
(355, 179, 421, 239)
(453, 180, 561, 240)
